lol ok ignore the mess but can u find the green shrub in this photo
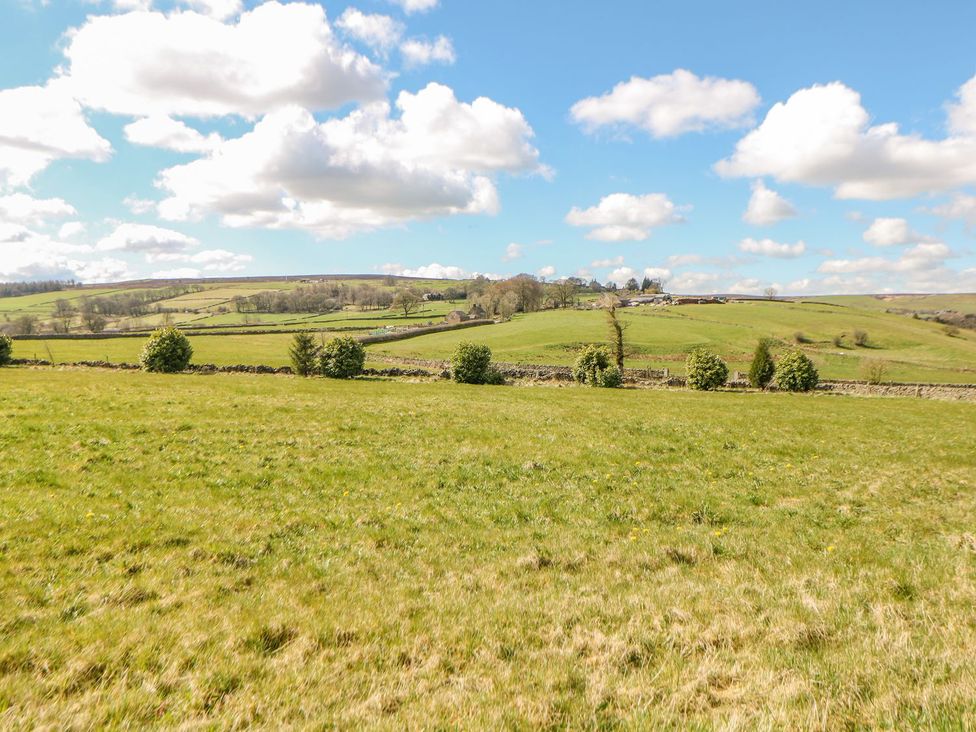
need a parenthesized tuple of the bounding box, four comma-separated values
(832, 334, 845, 348)
(748, 339, 775, 389)
(484, 367, 506, 386)
(860, 359, 888, 385)
(598, 364, 622, 388)
(775, 350, 819, 392)
(289, 332, 320, 377)
(139, 327, 193, 373)
(319, 336, 365, 379)
(793, 331, 810, 344)
(685, 349, 729, 391)
(0, 333, 12, 366)
(572, 344, 612, 386)
(451, 342, 494, 384)
(853, 330, 869, 347)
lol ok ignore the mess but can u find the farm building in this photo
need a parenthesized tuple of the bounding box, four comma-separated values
(445, 310, 469, 324)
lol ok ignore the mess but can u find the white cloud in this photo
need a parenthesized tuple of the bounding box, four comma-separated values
(566, 193, 685, 241)
(818, 242, 953, 274)
(670, 271, 721, 293)
(156, 83, 543, 237)
(502, 242, 523, 262)
(123, 196, 156, 215)
(738, 237, 806, 258)
(61, 2, 387, 118)
(571, 69, 760, 138)
(58, 222, 86, 239)
(176, 0, 243, 20)
(124, 116, 223, 153)
(380, 262, 467, 279)
(0, 225, 131, 283)
(591, 255, 625, 268)
(97, 223, 198, 253)
(537, 265, 556, 278)
(716, 79, 976, 200)
(924, 193, 976, 230)
(0, 194, 76, 225)
(606, 265, 672, 286)
(148, 248, 252, 271)
(0, 82, 111, 188)
(742, 180, 796, 225)
(948, 75, 976, 136)
(389, 0, 438, 14)
(400, 36, 456, 67)
(862, 217, 933, 247)
(337, 8, 404, 53)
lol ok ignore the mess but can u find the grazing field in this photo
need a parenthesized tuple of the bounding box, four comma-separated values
(1, 368, 975, 728)
(371, 300, 976, 383)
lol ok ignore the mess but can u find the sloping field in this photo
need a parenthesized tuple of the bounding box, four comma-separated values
(371, 300, 976, 382)
(1, 368, 974, 727)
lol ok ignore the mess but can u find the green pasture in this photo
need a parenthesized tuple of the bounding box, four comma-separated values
(1, 368, 974, 727)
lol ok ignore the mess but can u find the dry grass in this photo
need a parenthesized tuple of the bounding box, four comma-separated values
(1, 368, 975, 728)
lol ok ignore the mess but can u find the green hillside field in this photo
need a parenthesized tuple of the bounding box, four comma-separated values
(1, 368, 974, 728)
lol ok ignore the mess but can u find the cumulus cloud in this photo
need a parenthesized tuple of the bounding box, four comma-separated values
(571, 69, 760, 138)
(176, 0, 243, 20)
(400, 36, 456, 67)
(862, 217, 933, 247)
(502, 242, 523, 262)
(591, 255, 625, 268)
(0, 225, 131, 283)
(147, 248, 253, 271)
(738, 237, 806, 258)
(389, 0, 438, 14)
(0, 194, 76, 225)
(337, 8, 404, 55)
(155, 83, 544, 237)
(124, 116, 223, 153)
(924, 193, 976, 230)
(670, 271, 721, 293)
(58, 222, 86, 239)
(818, 242, 953, 274)
(537, 265, 556, 278)
(380, 262, 468, 278)
(948, 75, 976, 136)
(742, 180, 796, 225)
(606, 265, 672, 286)
(716, 79, 976, 200)
(566, 193, 685, 241)
(60, 2, 387, 118)
(96, 223, 198, 254)
(0, 82, 111, 188)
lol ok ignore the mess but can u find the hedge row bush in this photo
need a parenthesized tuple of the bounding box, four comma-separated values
(572, 344, 621, 388)
(139, 327, 193, 373)
(686, 349, 729, 391)
(775, 350, 819, 391)
(451, 341, 504, 385)
(289, 333, 365, 379)
(0, 333, 12, 366)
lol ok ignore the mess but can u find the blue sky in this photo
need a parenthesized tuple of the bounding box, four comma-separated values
(1, 0, 975, 293)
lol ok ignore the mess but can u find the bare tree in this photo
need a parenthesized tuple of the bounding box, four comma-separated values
(53, 299, 77, 333)
(547, 279, 579, 308)
(392, 288, 421, 317)
(600, 293, 627, 370)
(763, 287, 778, 300)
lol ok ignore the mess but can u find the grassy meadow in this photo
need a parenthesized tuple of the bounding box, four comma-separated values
(9, 293, 976, 383)
(370, 300, 976, 383)
(1, 367, 975, 727)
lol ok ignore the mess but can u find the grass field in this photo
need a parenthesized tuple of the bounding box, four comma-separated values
(0, 277, 461, 333)
(6, 286, 976, 382)
(1, 368, 975, 727)
(371, 300, 976, 383)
